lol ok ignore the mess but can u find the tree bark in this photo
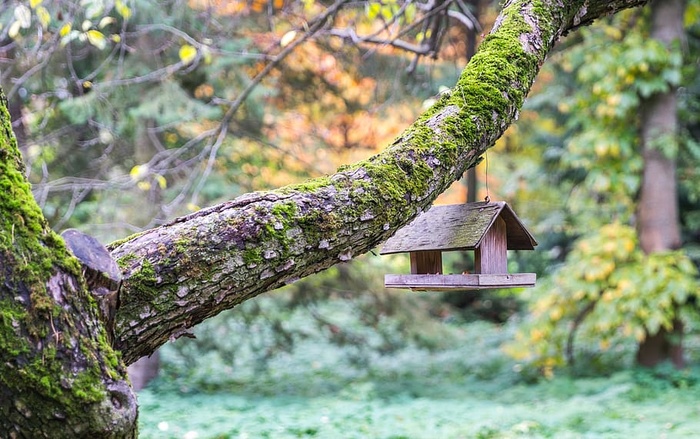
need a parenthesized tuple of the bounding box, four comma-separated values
(635, 0, 685, 369)
(0, 0, 649, 436)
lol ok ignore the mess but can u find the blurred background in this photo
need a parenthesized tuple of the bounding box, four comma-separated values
(1, 0, 699, 437)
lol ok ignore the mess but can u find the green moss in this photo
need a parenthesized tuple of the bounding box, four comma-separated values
(71, 371, 106, 402)
(243, 248, 263, 265)
(175, 238, 190, 254)
(116, 253, 139, 270)
(107, 230, 147, 250)
(0, 303, 29, 358)
(139, 259, 157, 281)
(258, 201, 301, 258)
(280, 175, 333, 194)
(271, 202, 297, 218)
(124, 259, 159, 302)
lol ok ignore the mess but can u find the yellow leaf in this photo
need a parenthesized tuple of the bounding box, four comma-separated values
(99, 17, 115, 29)
(187, 203, 201, 212)
(366, 2, 381, 19)
(111, 34, 121, 43)
(137, 181, 151, 191)
(87, 29, 107, 50)
(155, 174, 167, 190)
(202, 46, 212, 64)
(280, 30, 296, 48)
(116, 0, 132, 19)
(30, 0, 43, 8)
(178, 44, 197, 64)
(36, 6, 50, 28)
(82, 20, 92, 32)
(8, 21, 22, 39)
(530, 328, 544, 342)
(130, 164, 148, 180)
(59, 23, 71, 37)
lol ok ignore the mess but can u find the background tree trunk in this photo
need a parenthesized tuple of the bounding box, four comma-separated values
(635, 0, 685, 368)
(128, 352, 161, 391)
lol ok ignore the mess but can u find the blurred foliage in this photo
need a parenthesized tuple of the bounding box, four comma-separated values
(138, 320, 700, 438)
(490, 3, 700, 374)
(504, 224, 700, 375)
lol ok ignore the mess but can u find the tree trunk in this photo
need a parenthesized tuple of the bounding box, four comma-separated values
(0, 91, 137, 437)
(635, 0, 685, 368)
(0, 1, 650, 436)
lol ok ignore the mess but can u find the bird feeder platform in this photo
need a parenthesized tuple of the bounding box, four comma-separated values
(381, 201, 537, 291)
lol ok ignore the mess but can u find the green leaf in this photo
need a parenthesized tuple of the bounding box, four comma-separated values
(405, 3, 416, 23)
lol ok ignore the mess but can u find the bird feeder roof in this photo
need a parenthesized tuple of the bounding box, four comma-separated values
(380, 201, 537, 255)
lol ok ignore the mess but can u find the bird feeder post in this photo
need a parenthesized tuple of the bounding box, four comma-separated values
(474, 215, 507, 274)
(410, 251, 443, 274)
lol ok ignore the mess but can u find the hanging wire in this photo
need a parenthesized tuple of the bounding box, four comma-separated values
(484, 150, 491, 203)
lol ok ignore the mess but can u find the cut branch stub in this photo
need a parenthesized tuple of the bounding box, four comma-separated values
(62, 228, 122, 342)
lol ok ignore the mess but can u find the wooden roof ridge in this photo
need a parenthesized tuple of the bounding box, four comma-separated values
(380, 201, 537, 255)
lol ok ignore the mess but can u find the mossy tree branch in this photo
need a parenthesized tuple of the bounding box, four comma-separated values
(110, 0, 649, 365)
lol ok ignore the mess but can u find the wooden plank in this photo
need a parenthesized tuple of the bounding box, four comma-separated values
(384, 273, 536, 291)
(475, 216, 507, 274)
(381, 203, 501, 254)
(497, 203, 539, 250)
(410, 251, 442, 274)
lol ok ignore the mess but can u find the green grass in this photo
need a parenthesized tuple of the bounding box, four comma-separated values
(137, 320, 700, 438)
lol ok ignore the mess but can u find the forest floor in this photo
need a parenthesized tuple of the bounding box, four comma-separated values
(137, 319, 700, 439)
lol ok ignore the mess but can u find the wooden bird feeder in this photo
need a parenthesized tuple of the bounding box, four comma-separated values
(381, 201, 537, 291)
